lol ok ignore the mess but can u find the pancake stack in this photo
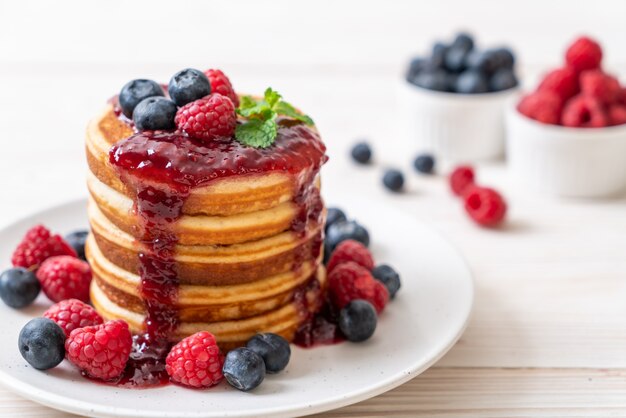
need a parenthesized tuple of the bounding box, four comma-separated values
(85, 103, 327, 349)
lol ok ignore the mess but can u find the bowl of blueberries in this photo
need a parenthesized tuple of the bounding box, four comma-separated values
(399, 32, 519, 161)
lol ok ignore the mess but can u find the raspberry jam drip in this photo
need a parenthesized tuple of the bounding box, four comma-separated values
(109, 117, 328, 365)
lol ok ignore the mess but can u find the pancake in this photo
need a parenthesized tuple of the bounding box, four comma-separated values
(90, 266, 327, 350)
(87, 105, 318, 217)
(86, 95, 328, 347)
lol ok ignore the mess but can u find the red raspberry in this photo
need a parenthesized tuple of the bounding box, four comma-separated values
(620, 88, 626, 106)
(537, 67, 579, 101)
(449, 166, 475, 197)
(517, 91, 563, 125)
(65, 320, 132, 381)
(175, 94, 236, 141)
(36, 256, 92, 303)
(327, 239, 374, 274)
(608, 105, 626, 126)
(580, 70, 621, 104)
(204, 69, 239, 107)
(464, 186, 507, 227)
(11, 225, 77, 269)
(566, 36, 602, 73)
(562, 95, 608, 128)
(328, 262, 389, 313)
(44, 299, 103, 336)
(165, 331, 223, 388)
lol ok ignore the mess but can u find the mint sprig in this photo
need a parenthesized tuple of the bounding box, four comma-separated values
(235, 88, 314, 148)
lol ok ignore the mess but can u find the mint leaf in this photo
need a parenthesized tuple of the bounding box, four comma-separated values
(235, 118, 278, 148)
(274, 101, 314, 125)
(264, 88, 282, 108)
(234, 87, 314, 148)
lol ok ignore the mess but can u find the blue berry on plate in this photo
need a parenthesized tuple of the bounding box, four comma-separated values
(168, 68, 211, 106)
(350, 142, 372, 164)
(65, 230, 89, 261)
(18, 318, 65, 370)
(246, 333, 291, 373)
(326, 220, 370, 251)
(413, 154, 435, 174)
(338, 300, 377, 342)
(326, 207, 347, 233)
(372, 264, 401, 299)
(412, 70, 449, 92)
(118, 79, 164, 118)
(0, 268, 40, 309)
(133, 97, 177, 131)
(223, 347, 266, 391)
(489, 68, 518, 92)
(382, 169, 404, 192)
(455, 71, 489, 94)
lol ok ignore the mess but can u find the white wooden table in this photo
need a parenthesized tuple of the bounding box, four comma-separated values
(2, 0, 626, 416)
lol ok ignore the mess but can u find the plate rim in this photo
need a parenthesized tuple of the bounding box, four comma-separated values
(0, 198, 474, 418)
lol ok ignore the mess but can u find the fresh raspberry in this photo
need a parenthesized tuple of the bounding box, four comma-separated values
(165, 331, 223, 388)
(204, 69, 239, 107)
(608, 105, 626, 126)
(565, 36, 602, 73)
(328, 262, 389, 313)
(175, 94, 236, 141)
(619, 88, 626, 106)
(327, 239, 374, 274)
(537, 67, 579, 101)
(517, 91, 563, 125)
(65, 320, 132, 381)
(562, 95, 608, 128)
(464, 186, 507, 227)
(449, 166, 475, 197)
(44, 299, 103, 336)
(11, 225, 77, 269)
(36, 256, 92, 303)
(580, 70, 621, 104)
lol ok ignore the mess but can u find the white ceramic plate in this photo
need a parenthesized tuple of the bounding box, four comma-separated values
(0, 198, 473, 418)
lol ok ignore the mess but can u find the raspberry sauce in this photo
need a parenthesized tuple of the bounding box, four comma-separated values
(107, 111, 328, 384)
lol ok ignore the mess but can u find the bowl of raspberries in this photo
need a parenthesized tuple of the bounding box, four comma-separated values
(400, 32, 519, 162)
(507, 36, 626, 198)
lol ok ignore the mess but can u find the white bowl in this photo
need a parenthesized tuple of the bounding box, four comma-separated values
(506, 104, 626, 198)
(398, 80, 518, 162)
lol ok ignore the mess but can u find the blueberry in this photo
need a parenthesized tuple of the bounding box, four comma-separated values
(132, 97, 177, 131)
(350, 142, 372, 164)
(372, 264, 401, 299)
(0, 268, 40, 309)
(18, 318, 65, 370)
(444, 47, 470, 73)
(382, 169, 404, 192)
(246, 333, 291, 373)
(406, 57, 427, 81)
(326, 207, 347, 233)
(465, 50, 497, 74)
(338, 300, 377, 342)
(411, 70, 450, 92)
(65, 230, 89, 261)
(431, 42, 449, 68)
(223, 347, 265, 391)
(455, 71, 489, 94)
(489, 68, 518, 92)
(452, 32, 474, 51)
(168, 68, 211, 107)
(326, 220, 370, 252)
(118, 79, 164, 118)
(493, 47, 515, 70)
(413, 154, 435, 174)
